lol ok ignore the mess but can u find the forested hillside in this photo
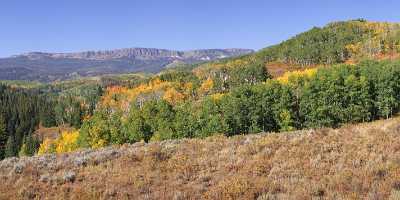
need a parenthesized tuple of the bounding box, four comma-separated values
(0, 20, 400, 159)
(194, 19, 400, 77)
(258, 19, 400, 65)
(32, 58, 400, 155)
(2, 0, 400, 195)
(0, 83, 103, 159)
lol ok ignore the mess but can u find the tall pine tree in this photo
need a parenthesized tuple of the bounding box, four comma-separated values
(5, 136, 17, 158)
(0, 115, 7, 159)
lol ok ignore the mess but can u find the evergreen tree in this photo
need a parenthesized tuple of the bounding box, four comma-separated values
(5, 136, 17, 158)
(19, 134, 39, 157)
(18, 142, 28, 157)
(0, 115, 7, 159)
(39, 98, 57, 127)
(71, 101, 83, 128)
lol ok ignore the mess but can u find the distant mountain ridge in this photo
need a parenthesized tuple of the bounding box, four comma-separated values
(14, 48, 252, 61)
(0, 48, 254, 82)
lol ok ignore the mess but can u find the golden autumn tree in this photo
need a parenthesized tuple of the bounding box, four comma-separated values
(277, 68, 317, 85)
(38, 130, 80, 155)
(55, 131, 80, 153)
(37, 138, 56, 155)
(163, 87, 185, 105)
(198, 78, 214, 96)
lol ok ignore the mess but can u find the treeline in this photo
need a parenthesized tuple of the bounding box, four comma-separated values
(39, 59, 400, 152)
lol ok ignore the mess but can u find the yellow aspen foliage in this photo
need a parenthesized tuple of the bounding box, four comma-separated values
(345, 44, 361, 57)
(37, 131, 80, 155)
(101, 86, 130, 109)
(100, 77, 194, 111)
(182, 82, 195, 97)
(86, 125, 108, 149)
(38, 138, 56, 155)
(163, 87, 185, 105)
(211, 93, 224, 101)
(55, 131, 80, 153)
(198, 78, 214, 95)
(149, 78, 163, 87)
(277, 68, 317, 84)
(92, 138, 107, 149)
(83, 114, 91, 121)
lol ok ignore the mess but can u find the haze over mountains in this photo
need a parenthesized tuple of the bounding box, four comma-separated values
(0, 48, 254, 82)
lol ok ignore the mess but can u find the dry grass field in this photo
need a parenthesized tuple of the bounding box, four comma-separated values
(1, 118, 400, 200)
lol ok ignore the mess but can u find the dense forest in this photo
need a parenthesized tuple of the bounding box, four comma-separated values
(0, 86, 46, 158)
(0, 83, 103, 159)
(1, 20, 400, 158)
(0, 73, 155, 158)
(36, 58, 400, 154)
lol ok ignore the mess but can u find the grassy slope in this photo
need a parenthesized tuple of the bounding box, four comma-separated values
(1, 118, 400, 199)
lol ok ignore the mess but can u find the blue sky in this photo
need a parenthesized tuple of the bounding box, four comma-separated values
(0, 0, 398, 57)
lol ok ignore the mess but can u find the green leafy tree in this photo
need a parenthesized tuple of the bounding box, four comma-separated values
(141, 100, 176, 141)
(173, 102, 198, 139)
(220, 86, 262, 135)
(78, 109, 111, 148)
(374, 63, 400, 118)
(278, 110, 295, 132)
(254, 81, 296, 132)
(196, 97, 228, 138)
(342, 75, 372, 122)
(229, 61, 270, 87)
(108, 111, 123, 144)
(123, 105, 152, 143)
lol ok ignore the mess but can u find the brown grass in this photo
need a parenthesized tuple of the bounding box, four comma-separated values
(1, 118, 400, 199)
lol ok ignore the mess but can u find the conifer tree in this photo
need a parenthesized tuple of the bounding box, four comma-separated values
(0, 115, 7, 159)
(5, 136, 17, 158)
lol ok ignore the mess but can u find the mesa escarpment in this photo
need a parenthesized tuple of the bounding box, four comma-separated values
(17, 48, 254, 61)
(0, 48, 253, 82)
